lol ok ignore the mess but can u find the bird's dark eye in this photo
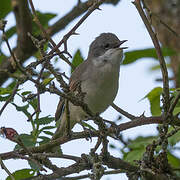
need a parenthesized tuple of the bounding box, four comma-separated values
(104, 43, 110, 49)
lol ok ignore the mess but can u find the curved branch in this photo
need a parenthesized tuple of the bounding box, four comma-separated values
(111, 103, 137, 120)
(24, 161, 91, 180)
(47, 1, 92, 36)
(47, 0, 106, 56)
(133, 0, 170, 112)
(0, 130, 99, 160)
(1, 114, 178, 161)
(23, 154, 138, 180)
(103, 155, 138, 172)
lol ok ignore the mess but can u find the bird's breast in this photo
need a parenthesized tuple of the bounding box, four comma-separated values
(82, 64, 120, 114)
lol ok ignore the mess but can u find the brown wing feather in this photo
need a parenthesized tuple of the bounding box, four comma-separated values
(55, 59, 90, 121)
(69, 60, 90, 91)
(55, 97, 65, 121)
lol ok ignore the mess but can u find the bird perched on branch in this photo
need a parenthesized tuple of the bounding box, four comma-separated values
(53, 33, 127, 140)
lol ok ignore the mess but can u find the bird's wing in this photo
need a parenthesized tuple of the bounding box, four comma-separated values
(55, 60, 90, 121)
(55, 96, 65, 121)
(69, 60, 90, 91)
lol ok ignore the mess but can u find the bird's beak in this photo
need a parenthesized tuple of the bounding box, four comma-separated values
(119, 40, 128, 50)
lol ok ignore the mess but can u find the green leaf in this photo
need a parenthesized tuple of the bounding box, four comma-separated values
(0, 95, 10, 101)
(71, 49, 84, 73)
(42, 77, 54, 86)
(21, 91, 32, 96)
(5, 26, 16, 39)
(0, 54, 6, 64)
(123, 47, 175, 65)
(6, 169, 35, 180)
(32, 11, 56, 35)
(122, 136, 157, 163)
(123, 149, 144, 163)
(34, 115, 54, 125)
(170, 90, 180, 115)
(29, 98, 38, 111)
(0, 82, 20, 100)
(168, 127, 180, 146)
(0, 87, 13, 95)
(43, 131, 54, 136)
(143, 87, 163, 116)
(167, 152, 180, 168)
(173, 107, 180, 116)
(149, 63, 171, 71)
(39, 125, 55, 134)
(0, 84, 19, 102)
(127, 136, 157, 149)
(34, 42, 49, 58)
(28, 160, 41, 171)
(38, 136, 50, 145)
(80, 121, 96, 131)
(11, 103, 31, 119)
(14, 134, 36, 150)
(37, 11, 56, 26)
(109, 143, 116, 149)
(0, 0, 11, 19)
(6, 80, 17, 89)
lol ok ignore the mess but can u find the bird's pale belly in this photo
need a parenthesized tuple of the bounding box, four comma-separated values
(82, 71, 119, 114)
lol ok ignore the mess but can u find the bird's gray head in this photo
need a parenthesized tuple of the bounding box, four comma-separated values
(88, 33, 126, 59)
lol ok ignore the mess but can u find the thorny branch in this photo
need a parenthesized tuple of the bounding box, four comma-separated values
(47, 0, 106, 56)
(133, 0, 170, 113)
(0, 0, 119, 85)
(28, 0, 73, 67)
(0, 114, 179, 160)
(0, 82, 20, 116)
(132, 1, 180, 178)
(111, 103, 137, 120)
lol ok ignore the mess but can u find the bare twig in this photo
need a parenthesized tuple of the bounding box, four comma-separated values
(133, 0, 170, 113)
(28, 0, 73, 67)
(111, 103, 137, 120)
(166, 127, 180, 139)
(115, 116, 163, 133)
(16, 137, 46, 171)
(0, 0, 120, 86)
(1, 20, 37, 84)
(48, 0, 105, 56)
(0, 157, 15, 180)
(152, 126, 180, 148)
(1, 30, 37, 84)
(61, 169, 125, 180)
(33, 153, 81, 162)
(168, 91, 180, 115)
(1, 114, 179, 161)
(91, 137, 102, 154)
(133, 0, 171, 155)
(46, 63, 69, 91)
(0, 82, 20, 116)
(2, 31, 17, 68)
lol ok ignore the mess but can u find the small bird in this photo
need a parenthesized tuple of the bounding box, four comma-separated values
(53, 33, 127, 139)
